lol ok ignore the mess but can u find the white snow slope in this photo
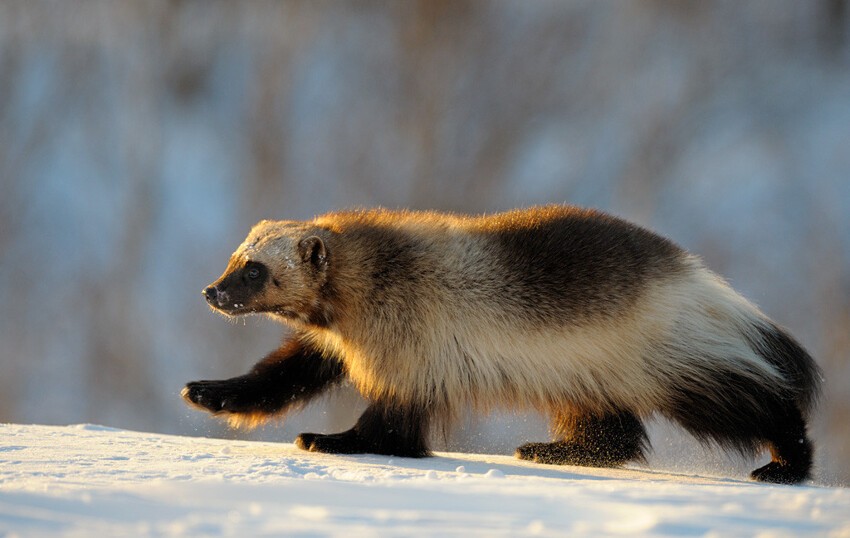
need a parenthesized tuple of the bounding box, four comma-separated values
(0, 424, 847, 537)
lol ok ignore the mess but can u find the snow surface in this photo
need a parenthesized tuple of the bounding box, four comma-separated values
(0, 424, 847, 537)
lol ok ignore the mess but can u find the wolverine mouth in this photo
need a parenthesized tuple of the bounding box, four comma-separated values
(202, 286, 255, 315)
(207, 302, 257, 317)
(274, 308, 299, 319)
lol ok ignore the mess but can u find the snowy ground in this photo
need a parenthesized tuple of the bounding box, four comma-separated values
(0, 424, 847, 537)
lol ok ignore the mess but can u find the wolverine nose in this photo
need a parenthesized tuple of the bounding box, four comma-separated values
(203, 286, 218, 304)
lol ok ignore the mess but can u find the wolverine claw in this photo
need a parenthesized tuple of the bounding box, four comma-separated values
(294, 432, 319, 451)
(182, 381, 218, 412)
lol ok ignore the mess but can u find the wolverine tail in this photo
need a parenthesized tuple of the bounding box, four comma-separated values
(745, 320, 823, 417)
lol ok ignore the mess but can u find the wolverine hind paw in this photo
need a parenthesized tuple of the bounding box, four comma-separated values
(750, 461, 808, 485)
(295, 431, 365, 454)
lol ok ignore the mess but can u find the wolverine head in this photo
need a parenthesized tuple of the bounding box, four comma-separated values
(203, 220, 331, 324)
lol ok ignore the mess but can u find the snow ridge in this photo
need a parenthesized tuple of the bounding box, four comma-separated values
(0, 424, 847, 537)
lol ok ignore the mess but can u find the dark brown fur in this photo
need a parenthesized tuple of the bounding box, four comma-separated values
(183, 206, 821, 484)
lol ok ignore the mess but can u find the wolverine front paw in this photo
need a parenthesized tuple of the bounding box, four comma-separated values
(515, 441, 624, 468)
(515, 442, 574, 465)
(182, 378, 257, 414)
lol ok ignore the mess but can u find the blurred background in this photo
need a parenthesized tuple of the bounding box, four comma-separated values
(1, 1, 848, 485)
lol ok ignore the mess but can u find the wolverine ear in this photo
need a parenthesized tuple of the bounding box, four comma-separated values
(298, 236, 327, 269)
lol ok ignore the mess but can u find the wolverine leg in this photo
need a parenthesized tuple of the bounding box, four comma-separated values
(750, 404, 813, 484)
(296, 401, 431, 458)
(661, 368, 814, 484)
(516, 409, 648, 467)
(182, 339, 345, 422)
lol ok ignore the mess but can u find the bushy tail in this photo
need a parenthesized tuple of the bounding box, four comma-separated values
(746, 321, 823, 416)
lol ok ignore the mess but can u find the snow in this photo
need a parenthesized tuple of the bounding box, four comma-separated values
(0, 424, 847, 537)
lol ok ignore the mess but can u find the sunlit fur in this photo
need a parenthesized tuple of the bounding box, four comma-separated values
(194, 206, 821, 481)
(181, 387, 271, 429)
(254, 211, 804, 417)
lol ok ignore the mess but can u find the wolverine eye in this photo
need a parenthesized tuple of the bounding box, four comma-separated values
(242, 262, 267, 284)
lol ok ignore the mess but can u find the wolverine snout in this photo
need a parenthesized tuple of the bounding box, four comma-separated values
(202, 286, 218, 304)
(203, 285, 230, 308)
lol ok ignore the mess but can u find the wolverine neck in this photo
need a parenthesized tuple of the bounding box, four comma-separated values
(295, 228, 363, 333)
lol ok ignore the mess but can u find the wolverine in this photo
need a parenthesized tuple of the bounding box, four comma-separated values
(182, 206, 821, 484)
